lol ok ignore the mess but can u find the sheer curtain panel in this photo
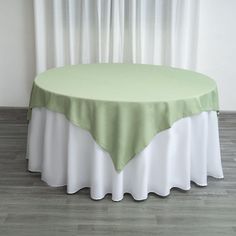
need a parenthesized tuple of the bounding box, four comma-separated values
(34, 0, 199, 73)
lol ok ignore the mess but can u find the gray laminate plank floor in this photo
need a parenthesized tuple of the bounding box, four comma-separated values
(0, 108, 235, 236)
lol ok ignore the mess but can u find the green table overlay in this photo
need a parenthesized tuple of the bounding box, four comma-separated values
(28, 64, 219, 171)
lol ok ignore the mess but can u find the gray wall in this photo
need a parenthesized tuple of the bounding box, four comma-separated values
(0, 0, 35, 107)
(197, 0, 236, 111)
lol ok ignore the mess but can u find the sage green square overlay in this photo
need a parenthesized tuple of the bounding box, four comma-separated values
(28, 64, 219, 171)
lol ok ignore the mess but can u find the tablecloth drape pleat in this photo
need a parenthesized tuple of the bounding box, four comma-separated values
(27, 108, 223, 201)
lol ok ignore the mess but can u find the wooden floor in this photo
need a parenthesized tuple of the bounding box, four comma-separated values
(0, 108, 235, 236)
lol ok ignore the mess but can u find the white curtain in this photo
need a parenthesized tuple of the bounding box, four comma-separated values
(34, 0, 199, 74)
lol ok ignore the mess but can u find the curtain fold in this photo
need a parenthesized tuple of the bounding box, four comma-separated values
(34, 0, 199, 74)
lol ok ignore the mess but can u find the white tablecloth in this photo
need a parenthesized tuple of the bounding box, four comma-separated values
(27, 108, 223, 201)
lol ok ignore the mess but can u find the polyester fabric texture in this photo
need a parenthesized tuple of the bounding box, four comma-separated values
(27, 108, 223, 201)
(28, 64, 219, 171)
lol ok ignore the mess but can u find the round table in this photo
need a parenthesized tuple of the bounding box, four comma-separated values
(27, 64, 223, 201)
